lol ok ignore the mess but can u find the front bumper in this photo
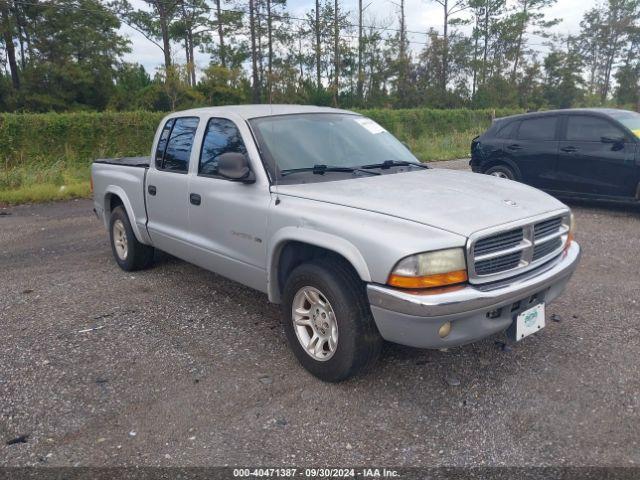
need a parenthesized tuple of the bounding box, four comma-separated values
(367, 241, 581, 349)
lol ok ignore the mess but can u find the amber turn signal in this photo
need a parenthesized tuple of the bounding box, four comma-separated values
(387, 269, 468, 289)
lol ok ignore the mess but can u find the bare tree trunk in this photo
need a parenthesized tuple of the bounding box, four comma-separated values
(215, 0, 226, 68)
(472, 13, 479, 97)
(511, 0, 528, 81)
(188, 29, 196, 86)
(357, 0, 364, 101)
(333, 0, 339, 105)
(481, 1, 489, 85)
(267, 0, 273, 103)
(442, 0, 448, 92)
(0, 3, 20, 89)
(249, 0, 260, 102)
(156, 1, 172, 69)
(184, 36, 192, 86)
(315, 0, 321, 90)
(397, 0, 406, 99)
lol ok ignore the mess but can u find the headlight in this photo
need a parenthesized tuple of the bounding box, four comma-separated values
(387, 248, 468, 289)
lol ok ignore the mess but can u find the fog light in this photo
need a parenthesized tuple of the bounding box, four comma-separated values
(438, 322, 452, 338)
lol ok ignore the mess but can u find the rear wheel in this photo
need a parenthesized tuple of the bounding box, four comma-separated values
(281, 258, 382, 382)
(485, 164, 517, 180)
(109, 206, 154, 271)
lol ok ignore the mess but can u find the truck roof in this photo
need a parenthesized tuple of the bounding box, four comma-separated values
(168, 104, 357, 120)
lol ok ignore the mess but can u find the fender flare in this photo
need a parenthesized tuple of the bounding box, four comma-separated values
(267, 226, 372, 303)
(103, 185, 150, 244)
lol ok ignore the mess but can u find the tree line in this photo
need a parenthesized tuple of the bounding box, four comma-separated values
(0, 0, 639, 112)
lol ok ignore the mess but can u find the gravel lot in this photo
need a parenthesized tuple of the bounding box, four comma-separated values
(1, 161, 640, 468)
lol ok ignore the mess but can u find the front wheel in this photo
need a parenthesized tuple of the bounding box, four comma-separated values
(485, 164, 517, 180)
(281, 258, 383, 382)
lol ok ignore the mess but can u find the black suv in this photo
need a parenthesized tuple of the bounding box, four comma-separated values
(470, 108, 640, 203)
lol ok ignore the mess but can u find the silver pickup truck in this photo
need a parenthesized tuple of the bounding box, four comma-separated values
(92, 105, 581, 382)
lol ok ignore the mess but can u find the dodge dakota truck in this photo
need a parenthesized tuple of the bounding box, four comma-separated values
(92, 105, 581, 382)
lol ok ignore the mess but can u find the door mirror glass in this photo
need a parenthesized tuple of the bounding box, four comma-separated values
(217, 152, 255, 183)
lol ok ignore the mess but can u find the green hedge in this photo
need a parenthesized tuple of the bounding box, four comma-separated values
(0, 108, 522, 168)
(0, 111, 165, 167)
(361, 107, 523, 140)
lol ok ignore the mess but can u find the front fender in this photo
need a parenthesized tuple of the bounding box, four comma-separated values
(267, 226, 371, 303)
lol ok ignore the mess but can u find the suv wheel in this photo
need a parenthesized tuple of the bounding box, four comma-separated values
(485, 164, 517, 180)
(281, 258, 382, 382)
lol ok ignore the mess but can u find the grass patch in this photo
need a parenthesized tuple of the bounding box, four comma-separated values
(410, 129, 479, 162)
(0, 160, 91, 204)
(0, 180, 90, 204)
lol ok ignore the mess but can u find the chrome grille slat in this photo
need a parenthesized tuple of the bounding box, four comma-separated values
(533, 237, 563, 261)
(475, 251, 522, 275)
(534, 218, 562, 240)
(468, 214, 569, 283)
(473, 228, 523, 256)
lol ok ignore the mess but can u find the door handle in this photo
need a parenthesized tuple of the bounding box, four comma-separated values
(507, 144, 522, 151)
(189, 193, 201, 206)
(148, 185, 157, 195)
(561, 146, 578, 153)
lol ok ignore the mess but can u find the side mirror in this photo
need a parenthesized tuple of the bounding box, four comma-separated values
(217, 152, 255, 183)
(601, 136, 625, 144)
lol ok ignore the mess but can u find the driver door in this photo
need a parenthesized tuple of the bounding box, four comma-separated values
(557, 114, 638, 198)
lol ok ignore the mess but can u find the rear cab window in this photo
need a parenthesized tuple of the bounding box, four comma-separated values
(517, 116, 558, 141)
(155, 117, 200, 173)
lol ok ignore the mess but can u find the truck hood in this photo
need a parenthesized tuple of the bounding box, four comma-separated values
(275, 169, 567, 238)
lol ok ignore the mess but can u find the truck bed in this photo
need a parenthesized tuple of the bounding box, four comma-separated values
(94, 156, 150, 168)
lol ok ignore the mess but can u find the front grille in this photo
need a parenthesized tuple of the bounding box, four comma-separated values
(533, 237, 563, 261)
(534, 217, 562, 240)
(474, 228, 523, 256)
(469, 215, 568, 282)
(475, 251, 522, 275)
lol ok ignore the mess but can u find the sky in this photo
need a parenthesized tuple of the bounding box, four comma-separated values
(121, 0, 596, 76)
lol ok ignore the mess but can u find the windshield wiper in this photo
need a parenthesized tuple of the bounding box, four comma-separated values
(360, 160, 429, 170)
(280, 164, 381, 177)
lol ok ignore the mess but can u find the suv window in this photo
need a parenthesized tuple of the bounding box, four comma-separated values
(566, 115, 626, 142)
(159, 117, 199, 173)
(199, 118, 248, 177)
(517, 116, 557, 141)
(496, 121, 519, 139)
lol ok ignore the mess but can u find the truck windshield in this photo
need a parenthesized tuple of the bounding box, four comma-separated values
(609, 110, 640, 138)
(249, 113, 421, 176)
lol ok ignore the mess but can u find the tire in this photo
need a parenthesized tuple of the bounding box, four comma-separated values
(109, 206, 155, 271)
(281, 258, 383, 382)
(485, 164, 517, 181)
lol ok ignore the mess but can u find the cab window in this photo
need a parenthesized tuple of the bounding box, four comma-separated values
(158, 117, 200, 173)
(517, 116, 557, 141)
(154, 119, 174, 169)
(199, 118, 247, 177)
(566, 116, 626, 142)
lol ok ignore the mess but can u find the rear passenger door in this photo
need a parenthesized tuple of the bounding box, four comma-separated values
(556, 114, 638, 198)
(504, 115, 559, 189)
(146, 116, 200, 253)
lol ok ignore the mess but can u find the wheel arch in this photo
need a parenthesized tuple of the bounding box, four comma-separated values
(267, 228, 372, 304)
(103, 186, 149, 244)
(482, 158, 522, 180)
